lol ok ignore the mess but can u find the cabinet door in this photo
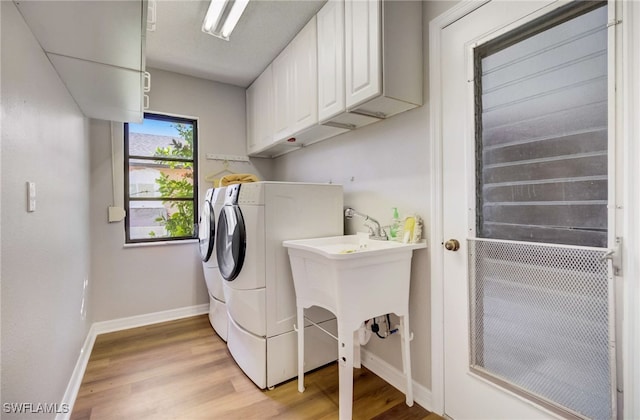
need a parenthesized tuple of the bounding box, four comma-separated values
(256, 65, 274, 149)
(317, 0, 345, 122)
(291, 16, 318, 134)
(345, 0, 381, 109)
(247, 65, 274, 154)
(273, 46, 294, 140)
(246, 82, 258, 153)
(47, 54, 144, 122)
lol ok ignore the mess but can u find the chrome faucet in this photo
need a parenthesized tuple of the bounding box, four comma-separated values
(345, 207, 388, 240)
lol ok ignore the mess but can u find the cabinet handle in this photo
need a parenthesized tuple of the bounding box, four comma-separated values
(144, 72, 151, 93)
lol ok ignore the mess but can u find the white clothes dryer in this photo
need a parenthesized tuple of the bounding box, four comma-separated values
(198, 187, 228, 341)
(216, 182, 343, 389)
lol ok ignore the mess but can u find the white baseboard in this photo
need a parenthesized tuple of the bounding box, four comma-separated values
(56, 325, 98, 420)
(92, 304, 209, 335)
(56, 304, 209, 420)
(360, 348, 433, 412)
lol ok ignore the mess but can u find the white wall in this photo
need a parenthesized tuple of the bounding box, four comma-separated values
(272, 0, 457, 392)
(90, 68, 272, 321)
(1, 1, 91, 416)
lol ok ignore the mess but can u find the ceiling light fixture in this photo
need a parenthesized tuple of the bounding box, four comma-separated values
(202, 0, 250, 41)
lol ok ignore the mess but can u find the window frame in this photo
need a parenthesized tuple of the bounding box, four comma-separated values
(124, 112, 199, 244)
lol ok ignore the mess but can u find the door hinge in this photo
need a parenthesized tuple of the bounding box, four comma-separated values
(602, 237, 623, 276)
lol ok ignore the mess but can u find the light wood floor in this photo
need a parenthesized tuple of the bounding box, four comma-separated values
(71, 315, 442, 420)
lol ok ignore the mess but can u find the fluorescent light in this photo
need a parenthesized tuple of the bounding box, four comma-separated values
(221, 0, 249, 38)
(202, 0, 249, 41)
(202, 0, 226, 33)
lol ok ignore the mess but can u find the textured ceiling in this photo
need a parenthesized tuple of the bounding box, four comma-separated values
(145, 0, 326, 88)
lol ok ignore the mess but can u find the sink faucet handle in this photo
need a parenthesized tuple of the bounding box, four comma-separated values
(375, 226, 389, 241)
(344, 207, 388, 240)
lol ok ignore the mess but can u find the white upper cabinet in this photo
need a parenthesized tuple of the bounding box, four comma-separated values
(291, 18, 319, 135)
(272, 46, 294, 139)
(47, 55, 145, 124)
(251, 15, 345, 158)
(247, 0, 422, 158)
(347, 0, 422, 118)
(246, 65, 274, 155)
(318, 0, 422, 129)
(345, 0, 382, 110)
(317, 0, 346, 122)
(13, 0, 147, 123)
(273, 16, 318, 142)
(317, 0, 379, 130)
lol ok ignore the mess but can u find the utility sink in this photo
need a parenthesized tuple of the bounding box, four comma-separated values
(283, 234, 426, 419)
(283, 234, 426, 260)
(283, 235, 426, 317)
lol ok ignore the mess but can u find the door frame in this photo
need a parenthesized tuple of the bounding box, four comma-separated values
(428, 1, 640, 418)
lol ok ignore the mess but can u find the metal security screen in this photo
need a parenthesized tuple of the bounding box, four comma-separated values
(469, 238, 614, 419)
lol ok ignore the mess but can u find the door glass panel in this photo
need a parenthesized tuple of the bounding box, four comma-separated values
(470, 3, 615, 419)
(216, 206, 246, 281)
(199, 202, 213, 261)
(476, 3, 608, 248)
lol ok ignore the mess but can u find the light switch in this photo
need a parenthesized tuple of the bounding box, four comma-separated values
(27, 181, 36, 212)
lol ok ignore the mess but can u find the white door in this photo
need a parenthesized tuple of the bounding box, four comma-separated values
(441, 1, 618, 419)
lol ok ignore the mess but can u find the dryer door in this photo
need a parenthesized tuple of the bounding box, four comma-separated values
(216, 205, 246, 281)
(198, 200, 215, 262)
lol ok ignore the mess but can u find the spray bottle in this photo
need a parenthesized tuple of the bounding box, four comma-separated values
(389, 207, 401, 241)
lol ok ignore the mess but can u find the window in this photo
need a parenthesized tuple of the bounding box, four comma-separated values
(124, 113, 198, 243)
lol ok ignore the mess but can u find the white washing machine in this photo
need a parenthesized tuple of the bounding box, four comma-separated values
(198, 187, 228, 341)
(216, 182, 343, 389)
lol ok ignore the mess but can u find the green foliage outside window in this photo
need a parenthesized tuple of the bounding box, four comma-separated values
(152, 123, 195, 238)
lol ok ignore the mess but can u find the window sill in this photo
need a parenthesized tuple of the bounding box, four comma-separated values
(123, 239, 199, 249)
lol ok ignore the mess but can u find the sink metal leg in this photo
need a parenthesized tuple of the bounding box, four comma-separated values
(297, 305, 305, 393)
(400, 314, 414, 406)
(338, 326, 354, 420)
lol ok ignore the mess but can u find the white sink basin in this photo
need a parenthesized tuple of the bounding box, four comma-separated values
(283, 235, 426, 323)
(282, 235, 426, 260)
